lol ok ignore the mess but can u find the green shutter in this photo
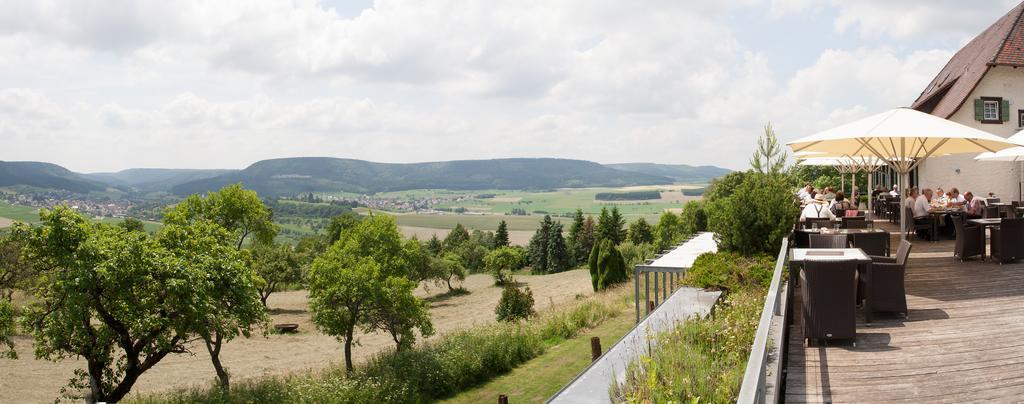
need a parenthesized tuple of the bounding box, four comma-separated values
(1002, 99, 1011, 122)
(975, 98, 984, 121)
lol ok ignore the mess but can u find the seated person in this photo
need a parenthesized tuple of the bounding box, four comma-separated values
(904, 187, 918, 209)
(822, 187, 836, 201)
(935, 187, 946, 205)
(797, 183, 813, 201)
(964, 191, 985, 218)
(948, 187, 966, 206)
(889, 185, 900, 197)
(914, 188, 936, 239)
(829, 191, 856, 216)
(801, 194, 836, 221)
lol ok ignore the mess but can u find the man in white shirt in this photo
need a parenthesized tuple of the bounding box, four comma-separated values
(913, 188, 935, 239)
(948, 187, 966, 205)
(797, 183, 813, 201)
(889, 185, 899, 197)
(800, 194, 836, 220)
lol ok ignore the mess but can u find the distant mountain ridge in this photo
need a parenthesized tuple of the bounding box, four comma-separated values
(606, 163, 731, 183)
(170, 157, 679, 196)
(0, 158, 731, 196)
(0, 161, 107, 193)
(84, 168, 238, 193)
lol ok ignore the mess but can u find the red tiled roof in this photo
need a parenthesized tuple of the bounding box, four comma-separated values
(911, 2, 1024, 118)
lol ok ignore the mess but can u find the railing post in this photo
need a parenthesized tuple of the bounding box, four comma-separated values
(634, 266, 641, 324)
(590, 337, 602, 362)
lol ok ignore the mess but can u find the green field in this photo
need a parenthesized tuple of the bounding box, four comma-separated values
(94, 217, 164, 233)
(433, 186, 702, 217)
(0, 201, 41, 224)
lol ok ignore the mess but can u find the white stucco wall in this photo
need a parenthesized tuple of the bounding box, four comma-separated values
(917, 66, 1024, 200)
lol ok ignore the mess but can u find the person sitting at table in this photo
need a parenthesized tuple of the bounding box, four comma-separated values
(851, 185, 860, 205)
(822, 187, 836, 201)
(889, 185, 900, 197)
(947, 187, 966, 206)
(914, 188, 936, 239)
(934, 187, 947, 205)
(830, 191, 856, 216)
(964, 191, 985, 218)
(904, 187, 918, 209)
(801, 194, 836, 220)
(797, 183, 813, 201)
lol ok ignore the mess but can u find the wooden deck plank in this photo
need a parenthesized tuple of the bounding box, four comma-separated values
(784, 221, 1024, 402)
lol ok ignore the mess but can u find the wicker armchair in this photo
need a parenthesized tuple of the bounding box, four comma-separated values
(851, 231, 888, 256)
(953, 216, 984, 261)
(841, 216, 868, 229)
(865, 240, 911, 318)
(809, 234, 849, 248)
(804, 217, 833, 230)
(984, 206, 1000, 219)
(991, 218, 1024, 264)
(905, 207, 932, 240)
(800, 259, 858, 344)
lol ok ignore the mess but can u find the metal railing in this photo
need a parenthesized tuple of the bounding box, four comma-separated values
(633, 234, 699, 324)
(736, 238, 791, 404)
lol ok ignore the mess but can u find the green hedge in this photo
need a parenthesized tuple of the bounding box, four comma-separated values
(594, 191, 661, 201)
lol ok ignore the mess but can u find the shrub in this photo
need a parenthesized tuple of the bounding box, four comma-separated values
(589, 239, 628, 291)
(703, 171, 749, 203)
(485, 247, 525, 286)
(495, 286, 536, 322)
(613, 288, 765, 402)
(706, 171, 797, 255)
(654, 211, 686, 252)
(683, 251, 774, 292)
(594, 191, 661, 201)
(680, 200, 708, 234)
(618, 241, 655, 269)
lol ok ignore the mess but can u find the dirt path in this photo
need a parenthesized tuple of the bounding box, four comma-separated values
(0, 270, 595, 402)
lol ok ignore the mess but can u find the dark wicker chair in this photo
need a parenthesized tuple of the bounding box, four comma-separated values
(794, 230, 811, 248)
(905, 207, 932, 240)
(804, 217, 833, 230)
(800, 259, 858, 345)
(809, 234, 849, 248)
(865, 240, 911, 318)
(991, 218, 1024, 264)
(984, 206, 1000, 219)
(841, 216, 868, 229)
(851, 231, 888, 256)
(953, 216, 984, 261)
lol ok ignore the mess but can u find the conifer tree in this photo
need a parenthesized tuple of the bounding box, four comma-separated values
(494, 220, 510, 248)
(545, 222, 570, 273)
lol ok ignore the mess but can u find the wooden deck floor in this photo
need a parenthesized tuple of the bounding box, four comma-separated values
(784, 220, 1024, 402)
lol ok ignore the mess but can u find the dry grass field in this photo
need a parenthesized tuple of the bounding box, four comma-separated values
(0, 270, 596, 402)
(398, 225, 534, 246)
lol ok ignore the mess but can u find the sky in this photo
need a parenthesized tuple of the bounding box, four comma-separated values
(0, 0, 1021, 173)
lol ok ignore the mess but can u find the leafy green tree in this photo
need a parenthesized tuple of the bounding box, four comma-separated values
(618, 241, 656, 269)
(403, 238, 435, 282)
(432, 253, 467, 292)
(250, 241, 303, 308)
(680, 200, 708, 234)
(750, 123, 787, 175)
(486, 246, 525, 286)
(455, 239, 490, 273)
(572, 216, 596, 265)
(295, 234, 329, 265)
(0, 236, 32, 301)
(368, 276, 435, 351)
(628, 218, 654, 245)
(545, 222, 571, 273)
(704, 171, 750, 203)
(654, 212, 683, 252)
(15, 207, 253, 402)
(426, 234, 444, 256)
(162, 184, 277, 389)
(470, 229, 496, 250)
(308, 215, 432, 371)
(494, 220, 510, 248)
(707, 172, 798, 255)
(118, 217, 146, 233)
(0, 300, 13, 359)
(443, 224, 470, 252)
(591, 239, 628, 290)
(495, 286, 535, 322)
(326, 212, 363, 244)
(527, 215, 552, 273)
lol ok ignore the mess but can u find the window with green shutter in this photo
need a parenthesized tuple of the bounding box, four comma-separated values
(980, 96, 1004, 124)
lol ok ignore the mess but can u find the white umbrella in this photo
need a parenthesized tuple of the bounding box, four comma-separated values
(975, 129, 1024, 201)
(789, 108, 1020, 239)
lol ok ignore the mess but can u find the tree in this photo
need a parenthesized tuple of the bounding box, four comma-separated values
(368, 276, 434, 351)
(680, 200, 708, 235)
(486, 246, 525, 286)
(118, 217, 146, 233)
(308, 215, 432, 371)
(494, 220, 510, 248)
(566, 210, 585, 262)
(250, 241, 303, 308)
(545, 222, 571, 274)
(707, 172, 798, 255)
(0, 236, 33, 301)
(572, 216, 596, 265)
(162, 184, 277, 389)
(403, 238, 434, 283)
(15, 207, 251, 402)
(326, 212, 363, 244)
(455, 239, 490, 273)
(596, 207, 626, 244)
(750, 123, 787, 175)
(0, 300, 14, 359)
(432, 253, 467, 292)
(704, 171, 750, 203)
(628, 218, 654, 245)
(589, 239, 627, 291)
(654, 212, 682, 252)
(426, 234, 443, 256)
(495, 286, 535, 322)
(443, 224, 470, 252)
(527, 216, 552, 274)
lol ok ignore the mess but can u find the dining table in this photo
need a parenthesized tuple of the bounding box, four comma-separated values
(968, 217, 1002, 228)
(927, 208, 964, 242)
(789, 247, 876, 323)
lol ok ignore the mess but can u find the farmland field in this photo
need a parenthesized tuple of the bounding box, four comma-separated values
(431, 185, 703, 217)
(0, 201, 40, 225)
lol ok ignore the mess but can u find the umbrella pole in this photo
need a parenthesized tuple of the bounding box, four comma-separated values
(900, 171, 909, 240)
(868, 173, 873, 218)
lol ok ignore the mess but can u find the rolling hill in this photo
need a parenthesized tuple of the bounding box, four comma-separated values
(0, 161, 108, 193)
(171, 157, 677, 196)
(606, 163, 731, 183)
(84, 168, 238, 193)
